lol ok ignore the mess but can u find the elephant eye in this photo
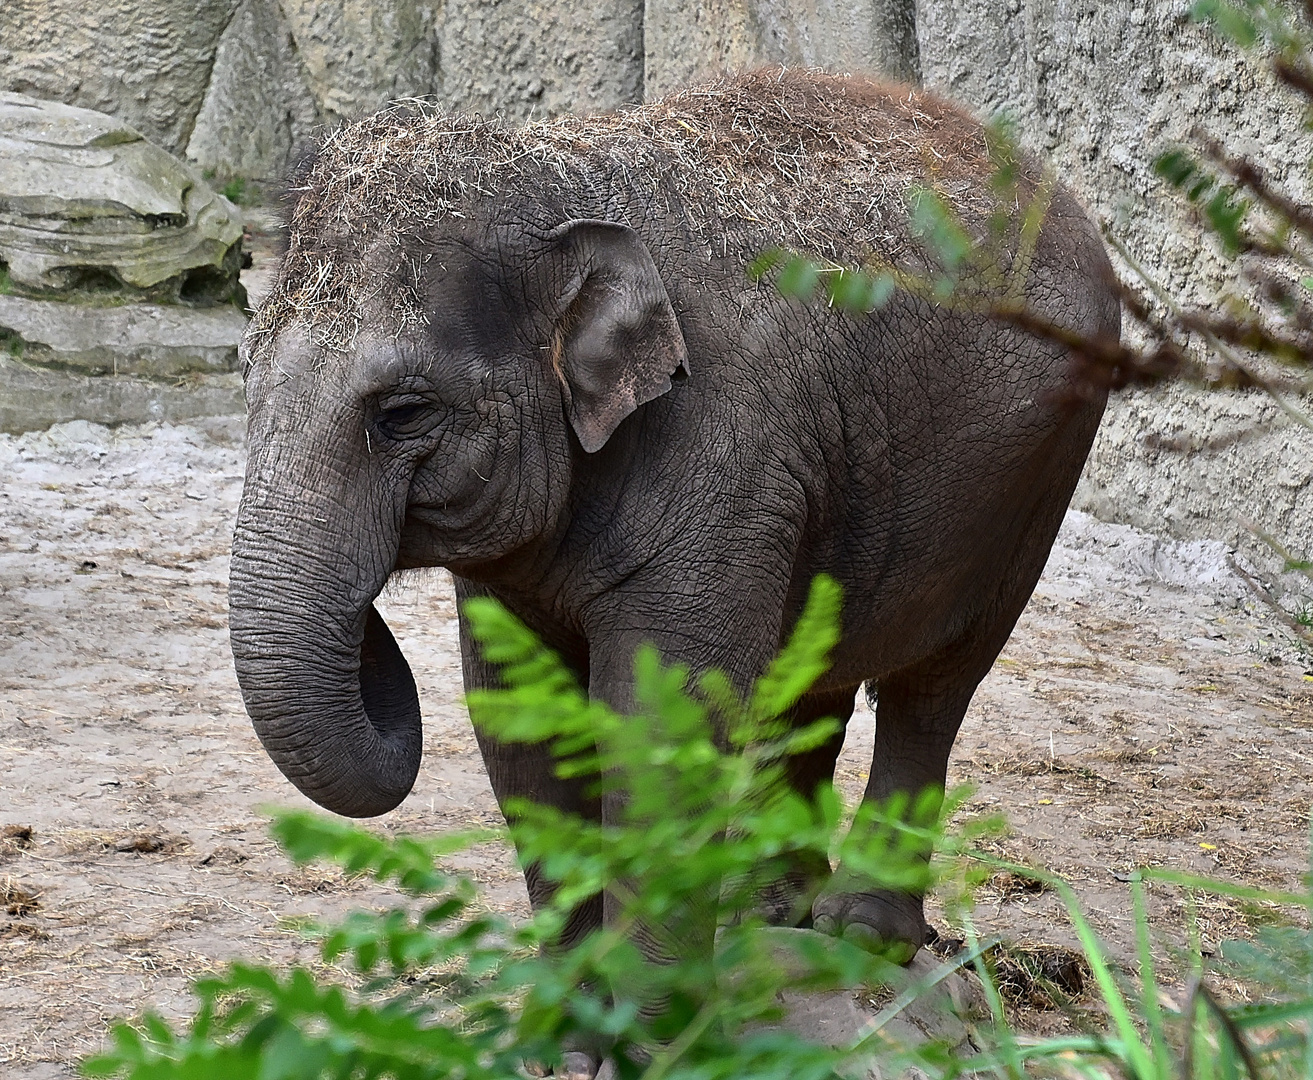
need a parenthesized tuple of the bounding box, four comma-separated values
(375, 403, 433, 441)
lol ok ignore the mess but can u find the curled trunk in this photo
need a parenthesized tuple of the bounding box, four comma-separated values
(229, 535, 422, 819)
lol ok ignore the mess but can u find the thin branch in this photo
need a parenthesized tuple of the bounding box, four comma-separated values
(1227, 554, 1313, 647)
(1173, 306, 1313, 373)
(1181, 975, 1263, 1080)
(1239, 515, 1313, 576)
(1274, 54, 1313, 102)
(1107, 233, 1313, 430)
(1198, 132, 1313, 245)
(987, 299, 1183, 396)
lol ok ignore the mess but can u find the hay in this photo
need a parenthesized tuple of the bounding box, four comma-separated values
(248, 68, 1006, 361)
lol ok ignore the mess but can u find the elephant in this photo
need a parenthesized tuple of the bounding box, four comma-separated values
(228, 68, 1118, 1066)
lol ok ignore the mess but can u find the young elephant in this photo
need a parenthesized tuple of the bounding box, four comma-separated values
(229, 67, 1117, 1033)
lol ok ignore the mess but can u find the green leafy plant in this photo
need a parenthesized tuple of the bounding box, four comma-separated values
(82, 578, 995, 1079)
(79, 576, 1313, 1080)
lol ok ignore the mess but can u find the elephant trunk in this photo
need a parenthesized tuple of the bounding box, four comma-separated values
(228, 518, 422, 819)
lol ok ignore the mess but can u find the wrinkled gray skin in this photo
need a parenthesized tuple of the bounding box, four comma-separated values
(229, 95, 1116, 1069)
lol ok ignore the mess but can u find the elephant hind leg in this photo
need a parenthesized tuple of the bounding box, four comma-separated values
(812, 665, 978, 958)
(816, 545, 1072, 957)
(816, 432, 1090, 958)
(734, 685, 857, 928)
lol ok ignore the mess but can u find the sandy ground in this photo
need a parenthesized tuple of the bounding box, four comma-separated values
(2, 418, 1313, 1076)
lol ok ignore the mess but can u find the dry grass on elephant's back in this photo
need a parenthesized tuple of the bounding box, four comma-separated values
(251, 68, 1016, 361)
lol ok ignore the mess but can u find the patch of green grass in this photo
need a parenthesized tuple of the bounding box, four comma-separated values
(1237, 897, 1296, 929)
(220, 177, 251, 206)
(0, 327, 24, 359)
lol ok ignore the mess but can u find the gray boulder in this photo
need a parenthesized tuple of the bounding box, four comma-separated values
(713, 930, 983, 1080)
(0, 353, 244, 435)
(0, 93, 244, 304)
(0, 295, 247, 378)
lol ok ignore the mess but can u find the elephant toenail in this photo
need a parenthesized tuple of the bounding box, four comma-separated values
(558, 1050, 599, 1079)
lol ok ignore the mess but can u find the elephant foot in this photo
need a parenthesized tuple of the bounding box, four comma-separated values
(558, 1051, 601, 1079)
(811, 888, 926, 963)
(745, 850, 831, 927)
(523, 1051, 600, 1079)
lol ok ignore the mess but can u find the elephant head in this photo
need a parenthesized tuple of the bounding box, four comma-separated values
(229, 218, 688, 817)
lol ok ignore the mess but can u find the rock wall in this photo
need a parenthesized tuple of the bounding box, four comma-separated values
(0, 0, 912, 182)
(0, 95, 247, 433)
(3, 0, 1309, 573)
(1, 0, 650, 184)
(644, 0, 917, 98)
(914, 1, 1313, 574)
(916, 1, 1310, 321)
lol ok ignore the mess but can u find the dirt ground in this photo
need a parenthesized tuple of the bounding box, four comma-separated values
(3, 418, 1313, 1077)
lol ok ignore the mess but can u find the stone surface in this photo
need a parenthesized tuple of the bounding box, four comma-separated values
(1074, 384, 1313, 588)
(0, 355, 244, 434)
(434, 0, 643, 123)
(0, 93, 244, 303)
(645, 0, 919, 100)
(742, 931, 982, 1077)
(185, 0, 322, 182)
(0, 293, 247, 433)
(590, 934, 984, 1080)
(281, 0, 442, 122)
(0, 0, 238, 156)
(0, 295, 246, 378)
(915, 1, 1313, 566)
(185, 0, 643, 179)
(2, 0, 644, 186)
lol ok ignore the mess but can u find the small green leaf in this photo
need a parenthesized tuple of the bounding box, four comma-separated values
(1205, 188, 1249, 254)
(78, 1055, 126, 1078)
(825, 269, 897, 313)
(747, 247, 787, 282)
(825, 268, 869, 311)
(749, 575, 841, 720)
(1190, 0, 1259, 47)
(776, 256, 821, 299)
(985, 112, 1022, 193)
(908, 188, 973, 271)
(1155, 148, 1200, 189)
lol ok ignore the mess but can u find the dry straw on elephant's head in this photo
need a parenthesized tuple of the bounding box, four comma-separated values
(247, 68, 1001, 362)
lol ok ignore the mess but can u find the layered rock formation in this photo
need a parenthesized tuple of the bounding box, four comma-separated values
(0, 94, 244, 303)
(0, 95, 246, 432)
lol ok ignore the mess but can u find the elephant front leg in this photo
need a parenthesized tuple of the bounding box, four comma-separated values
(456, 579, 604, 950)
(812, 667, 975, 960)
(584, 594, 790, 1054)
(473, 730, 605, 940)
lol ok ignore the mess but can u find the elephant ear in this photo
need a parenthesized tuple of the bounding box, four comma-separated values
(548, 219, 689, 453)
